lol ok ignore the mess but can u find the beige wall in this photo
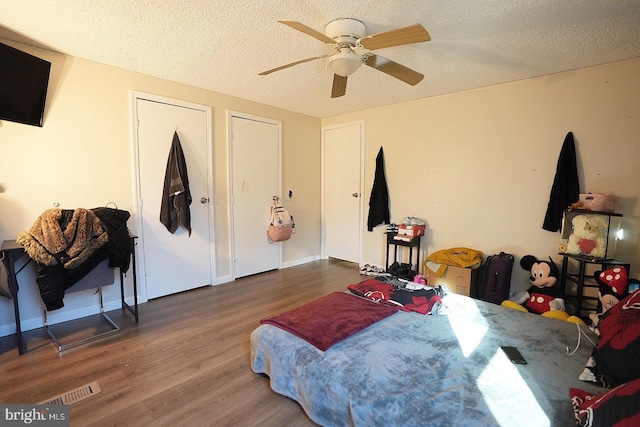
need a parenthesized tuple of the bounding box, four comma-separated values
(323, 57, 640, 292)
(1, 37, 638, 336)
(0, 40, 321, 335)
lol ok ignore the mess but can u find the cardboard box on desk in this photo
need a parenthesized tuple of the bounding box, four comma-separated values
(427, 265, 479, 297)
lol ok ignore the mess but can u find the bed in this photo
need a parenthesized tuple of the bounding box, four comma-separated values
(251, 285, 607, 426)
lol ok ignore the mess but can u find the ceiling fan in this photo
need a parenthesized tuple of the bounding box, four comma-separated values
(259, 19, 431, 98)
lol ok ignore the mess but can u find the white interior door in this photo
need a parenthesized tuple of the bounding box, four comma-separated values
(323, 122, 364, 263)
(230, 113, 280, 278)
(134, 94, 214, 299)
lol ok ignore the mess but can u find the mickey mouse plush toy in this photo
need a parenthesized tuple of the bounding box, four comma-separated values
(502, 255, 584, 324)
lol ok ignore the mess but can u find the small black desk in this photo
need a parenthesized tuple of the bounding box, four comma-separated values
(385, 233, 421, 272)
(1, 237, 138, 355)
(559, 253, 630, 317)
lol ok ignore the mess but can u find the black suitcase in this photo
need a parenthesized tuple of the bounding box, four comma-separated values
(476, 252, 514, 304)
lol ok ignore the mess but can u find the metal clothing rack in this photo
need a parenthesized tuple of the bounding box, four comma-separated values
(1, 236, 139, 354)
(43, 259, 120, 352)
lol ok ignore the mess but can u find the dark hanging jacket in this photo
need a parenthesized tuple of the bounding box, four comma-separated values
(367, 147, 390, 231)
(91, 207, 134, 273)
(542, 132, 580, 232)
(160, 131, 192, 235)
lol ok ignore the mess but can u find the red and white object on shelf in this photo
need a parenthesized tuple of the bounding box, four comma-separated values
(397, 224, 426, 237)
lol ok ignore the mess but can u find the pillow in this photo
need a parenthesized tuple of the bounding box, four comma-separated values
(570, 377, 640, 426)
(594, 290, 640, 387)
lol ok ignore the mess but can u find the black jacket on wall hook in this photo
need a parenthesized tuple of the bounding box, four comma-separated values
(367, 146, 390, 231)
(542, 132, 580, 232)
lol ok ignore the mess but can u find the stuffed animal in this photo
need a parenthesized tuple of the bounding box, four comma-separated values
(502, 255, 585, 324)
(589, 267, 629, 327)
(565, 214, 608, 259)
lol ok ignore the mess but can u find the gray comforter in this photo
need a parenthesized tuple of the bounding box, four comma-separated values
(251, 292, 604, 426)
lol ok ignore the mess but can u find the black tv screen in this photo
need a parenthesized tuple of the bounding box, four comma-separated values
(0, 42, 51, 127)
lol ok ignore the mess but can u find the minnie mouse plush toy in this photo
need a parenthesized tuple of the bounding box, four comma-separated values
(589, 266, 632, 327)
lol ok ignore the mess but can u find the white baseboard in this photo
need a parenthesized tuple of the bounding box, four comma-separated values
(282, 255, 320, 269)
(215, 257, 321, 285)
(214, 274, 234, 285)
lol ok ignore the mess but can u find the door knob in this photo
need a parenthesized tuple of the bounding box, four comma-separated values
(352, 193, 359, 198)
(200, 197, 209, 204)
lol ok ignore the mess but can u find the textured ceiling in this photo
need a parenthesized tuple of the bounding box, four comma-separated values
(1, 0, 639, 118)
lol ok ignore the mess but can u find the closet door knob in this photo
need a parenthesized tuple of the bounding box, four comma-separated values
(352, 193, 359, 198)
(200, 197, 209, 204)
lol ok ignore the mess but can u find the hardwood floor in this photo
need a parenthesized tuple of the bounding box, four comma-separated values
(0, 258, 363, 426)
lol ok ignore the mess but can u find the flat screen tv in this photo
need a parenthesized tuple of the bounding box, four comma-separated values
(0, 42, 51, 127)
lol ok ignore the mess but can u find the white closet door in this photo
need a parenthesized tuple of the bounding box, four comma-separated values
(230, 114, 280, 278)
(135, 96, 214, 299)
(323, 122, 363, 263)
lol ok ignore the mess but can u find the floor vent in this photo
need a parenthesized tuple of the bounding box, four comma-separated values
(40, 381, 101, 406)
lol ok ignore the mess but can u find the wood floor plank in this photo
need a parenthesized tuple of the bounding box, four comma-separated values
(0, 259, 362, 426)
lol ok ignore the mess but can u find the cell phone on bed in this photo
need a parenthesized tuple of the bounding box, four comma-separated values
(501, 346, 527, 364)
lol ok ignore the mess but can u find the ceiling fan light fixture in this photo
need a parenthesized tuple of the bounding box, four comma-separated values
(329, 49, 362, 77)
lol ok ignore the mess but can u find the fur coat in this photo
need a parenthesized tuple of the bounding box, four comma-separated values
(16, 208, 112, 310)
(17, 208, 109, 269)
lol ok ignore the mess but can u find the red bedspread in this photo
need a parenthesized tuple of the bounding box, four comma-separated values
(260, 292, 398, 351)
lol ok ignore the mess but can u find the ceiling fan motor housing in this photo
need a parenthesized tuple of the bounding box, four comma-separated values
(324, 18, 366, 45)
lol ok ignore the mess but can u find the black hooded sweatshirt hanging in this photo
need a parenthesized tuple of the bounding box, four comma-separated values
(542, 132, 580, 232)
(160, 131, 192, 235)
(367, 146, 390, 231)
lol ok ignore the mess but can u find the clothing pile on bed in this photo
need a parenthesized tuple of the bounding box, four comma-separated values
(16, 207, 133, 310)
(571, 289, 640, 426)
(347, 276, 446, 315)
(259, 273, 451, 354)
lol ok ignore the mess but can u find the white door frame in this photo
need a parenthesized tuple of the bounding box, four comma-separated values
(321, 120, 365, 263)
(227, 110, 282, 279)
(129, 90, 216, 302)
